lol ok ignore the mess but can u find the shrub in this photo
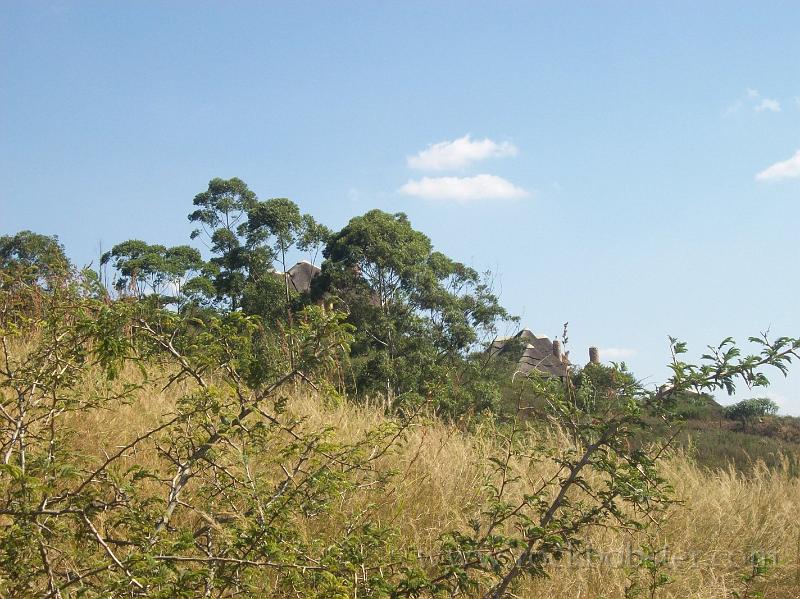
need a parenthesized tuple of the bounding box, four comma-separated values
(724, 397, 780, 431)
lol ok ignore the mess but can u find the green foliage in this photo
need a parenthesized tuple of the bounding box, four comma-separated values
(0, 265, 798, 596)
(0, 229, 71, 287)
(298, 212, 331, 264)
(723, 397, 779, 431)
(247, 198, 303, 267)
(4, 181, 799, 596)
(668, 391, 722, 421)
(0, 273, 421, 597)
(318, 209, 513, 410)
(666, 334, 799, 397)
(101, 240, 204, 301)
(624, 542, 672, 598)
(731, 553, 774, 599)
(184, 180, 328, 321)
(245, 196, 328, 321)
(573, 362, 640, 413)
(188, 177, 259, 309)
(99, 183, 515, 416)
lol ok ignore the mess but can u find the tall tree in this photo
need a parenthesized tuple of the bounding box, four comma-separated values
(247, 198, 304, 311)
(101, 240, 166, 297)
(318, 210, 512, 402)
(298, 213, 331, 266)
(246, 198, 329, 312)
(245, 198, 330, 367)
(162, 245, 205, 297)
(188, 177, 258, 309)
(101, 241, 203, 301)
(0, 230, 70, 287)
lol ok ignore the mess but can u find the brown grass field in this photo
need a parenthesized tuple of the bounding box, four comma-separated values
(55, 358, 800, 599)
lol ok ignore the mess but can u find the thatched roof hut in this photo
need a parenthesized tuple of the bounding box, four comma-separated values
(285, 260, 321, 293)
(489, 329, 570, 379)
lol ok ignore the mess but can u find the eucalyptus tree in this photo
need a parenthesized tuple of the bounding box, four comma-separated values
(246, 198, 330, 312)
(0, 230, 70, 287)
(101, 240, 203, 302)
(317, 209, 512, 405)
(100, 240, 163, 297)
(188, 177, 259, 309)
(247, 198, 304, 309)
(162, 244, 205, 297)
(298, 213, 331, 266)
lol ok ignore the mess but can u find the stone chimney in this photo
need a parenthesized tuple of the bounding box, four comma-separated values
(552, 339, 562, 360)
(589, 347, 600, 364)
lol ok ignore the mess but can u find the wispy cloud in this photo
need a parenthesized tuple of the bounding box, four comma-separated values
(755, 98, 781, 113)
(399, 174, 529, 202)
(724, 88, 781, 116)
(756, 150, 800, 181)
(407, 135, 518, 171)
(598, 348, 637, 361)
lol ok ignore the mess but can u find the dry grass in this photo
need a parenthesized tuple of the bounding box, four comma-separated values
(60, 366, 800, 599)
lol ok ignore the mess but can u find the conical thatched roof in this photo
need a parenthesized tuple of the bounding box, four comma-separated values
(284, 261, 321, 293)
(489, 329, 569, 379)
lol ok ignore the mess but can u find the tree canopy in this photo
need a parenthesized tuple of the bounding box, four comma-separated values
(0, 230, 70, 286)
(724, 397, 779, 431)
(188, 177, 259, 309)
(89, 190, 515, 413)
(246, 197, 329, 319)
(100, 240, 203, 301)
(317, 209, 512, 404)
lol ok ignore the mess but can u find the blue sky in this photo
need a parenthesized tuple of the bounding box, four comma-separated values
(2, 2, 799, 412)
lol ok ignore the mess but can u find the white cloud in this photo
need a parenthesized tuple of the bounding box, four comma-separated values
(407, 135, 518, 171)
(755, 150, 800, 181)
(399, 174, 529, 202)
(598, 348, 637, 361)
(755, 98, 781, 113)
(724, 88, 781, 116)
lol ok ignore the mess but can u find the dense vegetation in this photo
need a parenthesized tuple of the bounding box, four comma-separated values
(1, 178, 799, 597)
(90, 177, 515, 419)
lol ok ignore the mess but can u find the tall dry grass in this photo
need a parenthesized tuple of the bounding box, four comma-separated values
(61, 362, 800, 599)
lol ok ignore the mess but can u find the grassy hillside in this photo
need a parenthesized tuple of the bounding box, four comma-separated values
(4, 348, 800, 597)
(507, 380, 800, 477)
(2, 275, 799, 597)
(62, 377, 800, 598)
(643, 393, 800, 475)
